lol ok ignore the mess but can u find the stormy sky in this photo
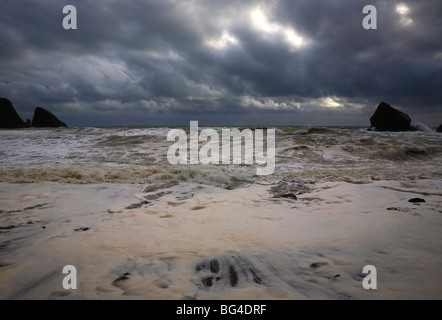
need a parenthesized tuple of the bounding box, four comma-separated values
(0, 0, 441, 127)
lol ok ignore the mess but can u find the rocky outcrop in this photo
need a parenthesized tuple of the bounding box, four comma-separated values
(436, 125, 442, 133)
(271, 193, 297, 200)
(0, 98, 25, 128)
(1, 99, 67, 128)
(31, 107, 67, 128)
(370, 102, 412, 131)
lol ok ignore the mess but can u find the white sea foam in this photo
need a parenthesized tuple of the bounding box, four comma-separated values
(412, 122, 433, 133)
(0, 125, 441, 300)
(0, 179, 441, 299)
(0, 126, 441, 184)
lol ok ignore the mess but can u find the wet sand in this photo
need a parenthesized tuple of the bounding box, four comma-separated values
(1, 179, 441, 299)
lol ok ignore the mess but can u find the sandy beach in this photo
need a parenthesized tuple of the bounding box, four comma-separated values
(1, 178, 441, 299)
(2, 0, 442, 303)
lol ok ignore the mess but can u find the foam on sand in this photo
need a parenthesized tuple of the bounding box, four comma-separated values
(0, 179, 441, 299)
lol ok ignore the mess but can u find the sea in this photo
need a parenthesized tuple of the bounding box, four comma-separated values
(1, 125, 442, 300)
(1, 126, 441, 186)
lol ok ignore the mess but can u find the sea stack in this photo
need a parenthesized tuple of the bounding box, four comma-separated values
(31, 107, 68, 128)
(369, 102, 412, 131)
(436, 125, 442, 133)
(0, 98, 25, 128)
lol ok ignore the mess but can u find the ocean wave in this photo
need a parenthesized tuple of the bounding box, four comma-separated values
(111, 127, 170, 137)
(1, 127, 441, 185)
(411, 122, 433, 133)
(0, 164, 258, 187)
(274, 127, 336, 135)
(306, 127, 336, 134)
(340, 143, 441, 161)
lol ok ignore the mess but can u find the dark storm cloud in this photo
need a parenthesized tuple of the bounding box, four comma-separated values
(0, 0, 441, 126)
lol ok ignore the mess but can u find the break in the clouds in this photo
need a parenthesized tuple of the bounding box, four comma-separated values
(0, 0, 441, 126)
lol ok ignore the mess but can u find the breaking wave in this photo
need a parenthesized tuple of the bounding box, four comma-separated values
(0, 126, 441, 185)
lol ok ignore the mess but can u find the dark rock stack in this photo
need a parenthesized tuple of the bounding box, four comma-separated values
(369, 102, 412, 131)
(1, 98, 68, 128)
(31, 107, 67, 128)
(436, 125, 442, 133)
(0, 98, 25, 128)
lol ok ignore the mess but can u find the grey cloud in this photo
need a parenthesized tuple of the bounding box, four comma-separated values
(0, 0, 441, 127)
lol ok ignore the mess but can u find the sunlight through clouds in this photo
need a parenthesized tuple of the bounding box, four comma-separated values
(396, 3, 413, 27)
(251, 9, 280, 33)
(205, 30, 239, 50)
(250, 8, 308, 50)
(1, 0, 440, 127)
(318, 97, 343, 108)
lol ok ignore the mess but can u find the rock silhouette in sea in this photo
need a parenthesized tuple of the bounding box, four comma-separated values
(31, 107, 67, 128)
(0, 98, 25, 128)
(369, 102, 412, 131)
(436, 125, 442, 133)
